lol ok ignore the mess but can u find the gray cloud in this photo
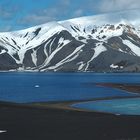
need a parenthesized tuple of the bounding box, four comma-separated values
(22, 0, 140, 27)
(73, 9, 84, 17)
(18, 14, 55, 25)
(0, 5, 19, 20)
(98, 0, 140, 13)
(18, 0, 72, 26)
(18, 0, 93, 26)
(3, 0, 140, 31)
(0, 25, 12, 32)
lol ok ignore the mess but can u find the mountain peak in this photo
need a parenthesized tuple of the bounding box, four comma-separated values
(0, 10, 140, 72)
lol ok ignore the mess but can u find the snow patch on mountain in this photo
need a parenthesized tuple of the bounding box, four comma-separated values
(122, 40, 140, 57)
(0, 10, 140, 72)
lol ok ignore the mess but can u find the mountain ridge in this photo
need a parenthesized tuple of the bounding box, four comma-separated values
(1, 10, 140, 72)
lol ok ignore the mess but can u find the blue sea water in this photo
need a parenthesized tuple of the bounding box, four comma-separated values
(71, 98, 140, 115)
(0, 72, 139, 103)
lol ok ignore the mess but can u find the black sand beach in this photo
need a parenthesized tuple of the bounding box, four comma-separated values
(0, 102, 140, 140)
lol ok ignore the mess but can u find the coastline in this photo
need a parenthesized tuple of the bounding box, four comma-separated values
(29, 96, 140, 113)
(97, 83, 140, 94)
(0, 83, 140, 139)
(0, 101, 140, 140)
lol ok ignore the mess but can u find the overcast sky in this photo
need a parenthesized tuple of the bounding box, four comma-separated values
(0, 0, 140, 31)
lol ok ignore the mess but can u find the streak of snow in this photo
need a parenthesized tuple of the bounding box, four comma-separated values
(31, 50, 37, 66)
(40, 40, 71, 69)
(122, 40, 140, 56)
(85, 43, 107, 71)
(0, 50, 6, 54)
(46, 44, 85, 70)
(49, 38, 56, 54)
(0, 130, 7, 133)
(110, 64, 119, 69)
(59, 37, 64, 44)
(77, 62, 85, 70)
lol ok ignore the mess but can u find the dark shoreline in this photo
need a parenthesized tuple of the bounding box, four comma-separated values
(96, 83, 140, 95)
(0, 101, 140, 140)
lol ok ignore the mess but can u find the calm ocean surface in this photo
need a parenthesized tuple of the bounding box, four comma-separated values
(71, 98, 140, 115)
(0, 72, 139, 103)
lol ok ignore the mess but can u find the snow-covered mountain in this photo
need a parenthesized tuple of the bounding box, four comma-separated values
(1, 10, 140, 72)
